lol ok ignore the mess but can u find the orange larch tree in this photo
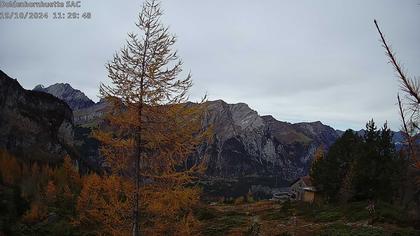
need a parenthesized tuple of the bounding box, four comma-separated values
(0, 149, 22, 185)
(76, 174, 133, 235)
(92, 0, 209, 235)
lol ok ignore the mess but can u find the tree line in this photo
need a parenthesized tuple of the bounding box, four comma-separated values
(310, 120, 408, 204)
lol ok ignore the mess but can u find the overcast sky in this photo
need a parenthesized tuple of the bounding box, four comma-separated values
(1, 0, 419, 130)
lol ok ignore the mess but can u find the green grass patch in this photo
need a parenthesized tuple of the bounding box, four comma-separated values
(315, 211, 343, 222)
(260, 201, 294, 221)
(342, 201, 371, 222)
(343, 201, 409, 225)
(390, 227, 420, 236)
(201, 210, 248, 236)
(317, 223, 384, 236)
(260, 209, 290, 221)
(291, 201, 410, 226)
(374, 202, 408, 224)
(294, 202, 343, 222)
(316, 223, 420, 236)
(195, 206, 218, 221)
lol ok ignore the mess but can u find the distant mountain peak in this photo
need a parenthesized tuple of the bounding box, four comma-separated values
(33, 84, 45, 90)
(33, 83, 94, 110)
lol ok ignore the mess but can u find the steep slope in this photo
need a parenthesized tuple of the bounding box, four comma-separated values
(30, 83, 341, 181)
(0, 71, 74, 162)
(73, 99, 107, 126)
(33, 83, 94, 110)
(33, 83, 106, 126)
(201, 100, 339, 181)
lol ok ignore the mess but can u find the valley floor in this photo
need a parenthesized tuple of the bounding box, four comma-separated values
(198, 200, 420, 236)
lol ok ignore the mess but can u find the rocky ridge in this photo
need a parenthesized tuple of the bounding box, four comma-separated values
(1, 72, 409, 198)
(0, 71, 75, 162)
(200, 100, 339, 181)
(28, 82, 341, 181)
(34, 83, 95, 110)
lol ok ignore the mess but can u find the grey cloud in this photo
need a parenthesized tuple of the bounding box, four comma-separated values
(1, 0, 419, 130)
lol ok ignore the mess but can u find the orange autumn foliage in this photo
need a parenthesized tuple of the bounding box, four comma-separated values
(93, 101, 209, 234)
(92, 0, 211, 234)
(45, 180, 58, 205)
(142, 186, 201, 235)
(0, 150, 83, 226)
(56, 156, 81, 191)
(22, 201, 48, 224)
(76, 174, 133, 235)
(0, 150, 22, 185)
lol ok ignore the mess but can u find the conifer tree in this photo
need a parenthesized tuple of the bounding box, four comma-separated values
(76, 174, 133, 235)
(353, 121, 403, 201)
(312, 122, 404, 203)
(93, 0, 208, 234)
(311, 130, 362, 202)
(309, 145, 325, 188)
(338, 162, 355, 203)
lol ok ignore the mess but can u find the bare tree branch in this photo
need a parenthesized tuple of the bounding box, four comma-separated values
(374, 19, 419, 170)
(374, 19, 420, 104)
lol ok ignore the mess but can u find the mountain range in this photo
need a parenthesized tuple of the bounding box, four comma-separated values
(30, 80, 341, 181)
(0, 70, 406, 193)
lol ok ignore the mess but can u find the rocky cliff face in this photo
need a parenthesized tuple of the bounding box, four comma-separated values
(200, 100, 339, 181)
(26, 82, 340, 181)
(3, 77, 407, 196)
(72, 100, 107, 126)
(0, 71, 75, 162)
(30, 83, 107, 170)
(32, 84, 106, 126)
(33, 83, 94, 110)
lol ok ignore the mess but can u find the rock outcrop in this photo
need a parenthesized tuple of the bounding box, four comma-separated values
(0, 70, 75, 162)
(26, 78, 342, 181)
(26, 81, 341, 181)
(33, 83, 94, 110)
(73, 100, 107, 126)
(32, 83, 106, 126)
(200, 100, 339, 181)
(3, 76, 407, 196)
